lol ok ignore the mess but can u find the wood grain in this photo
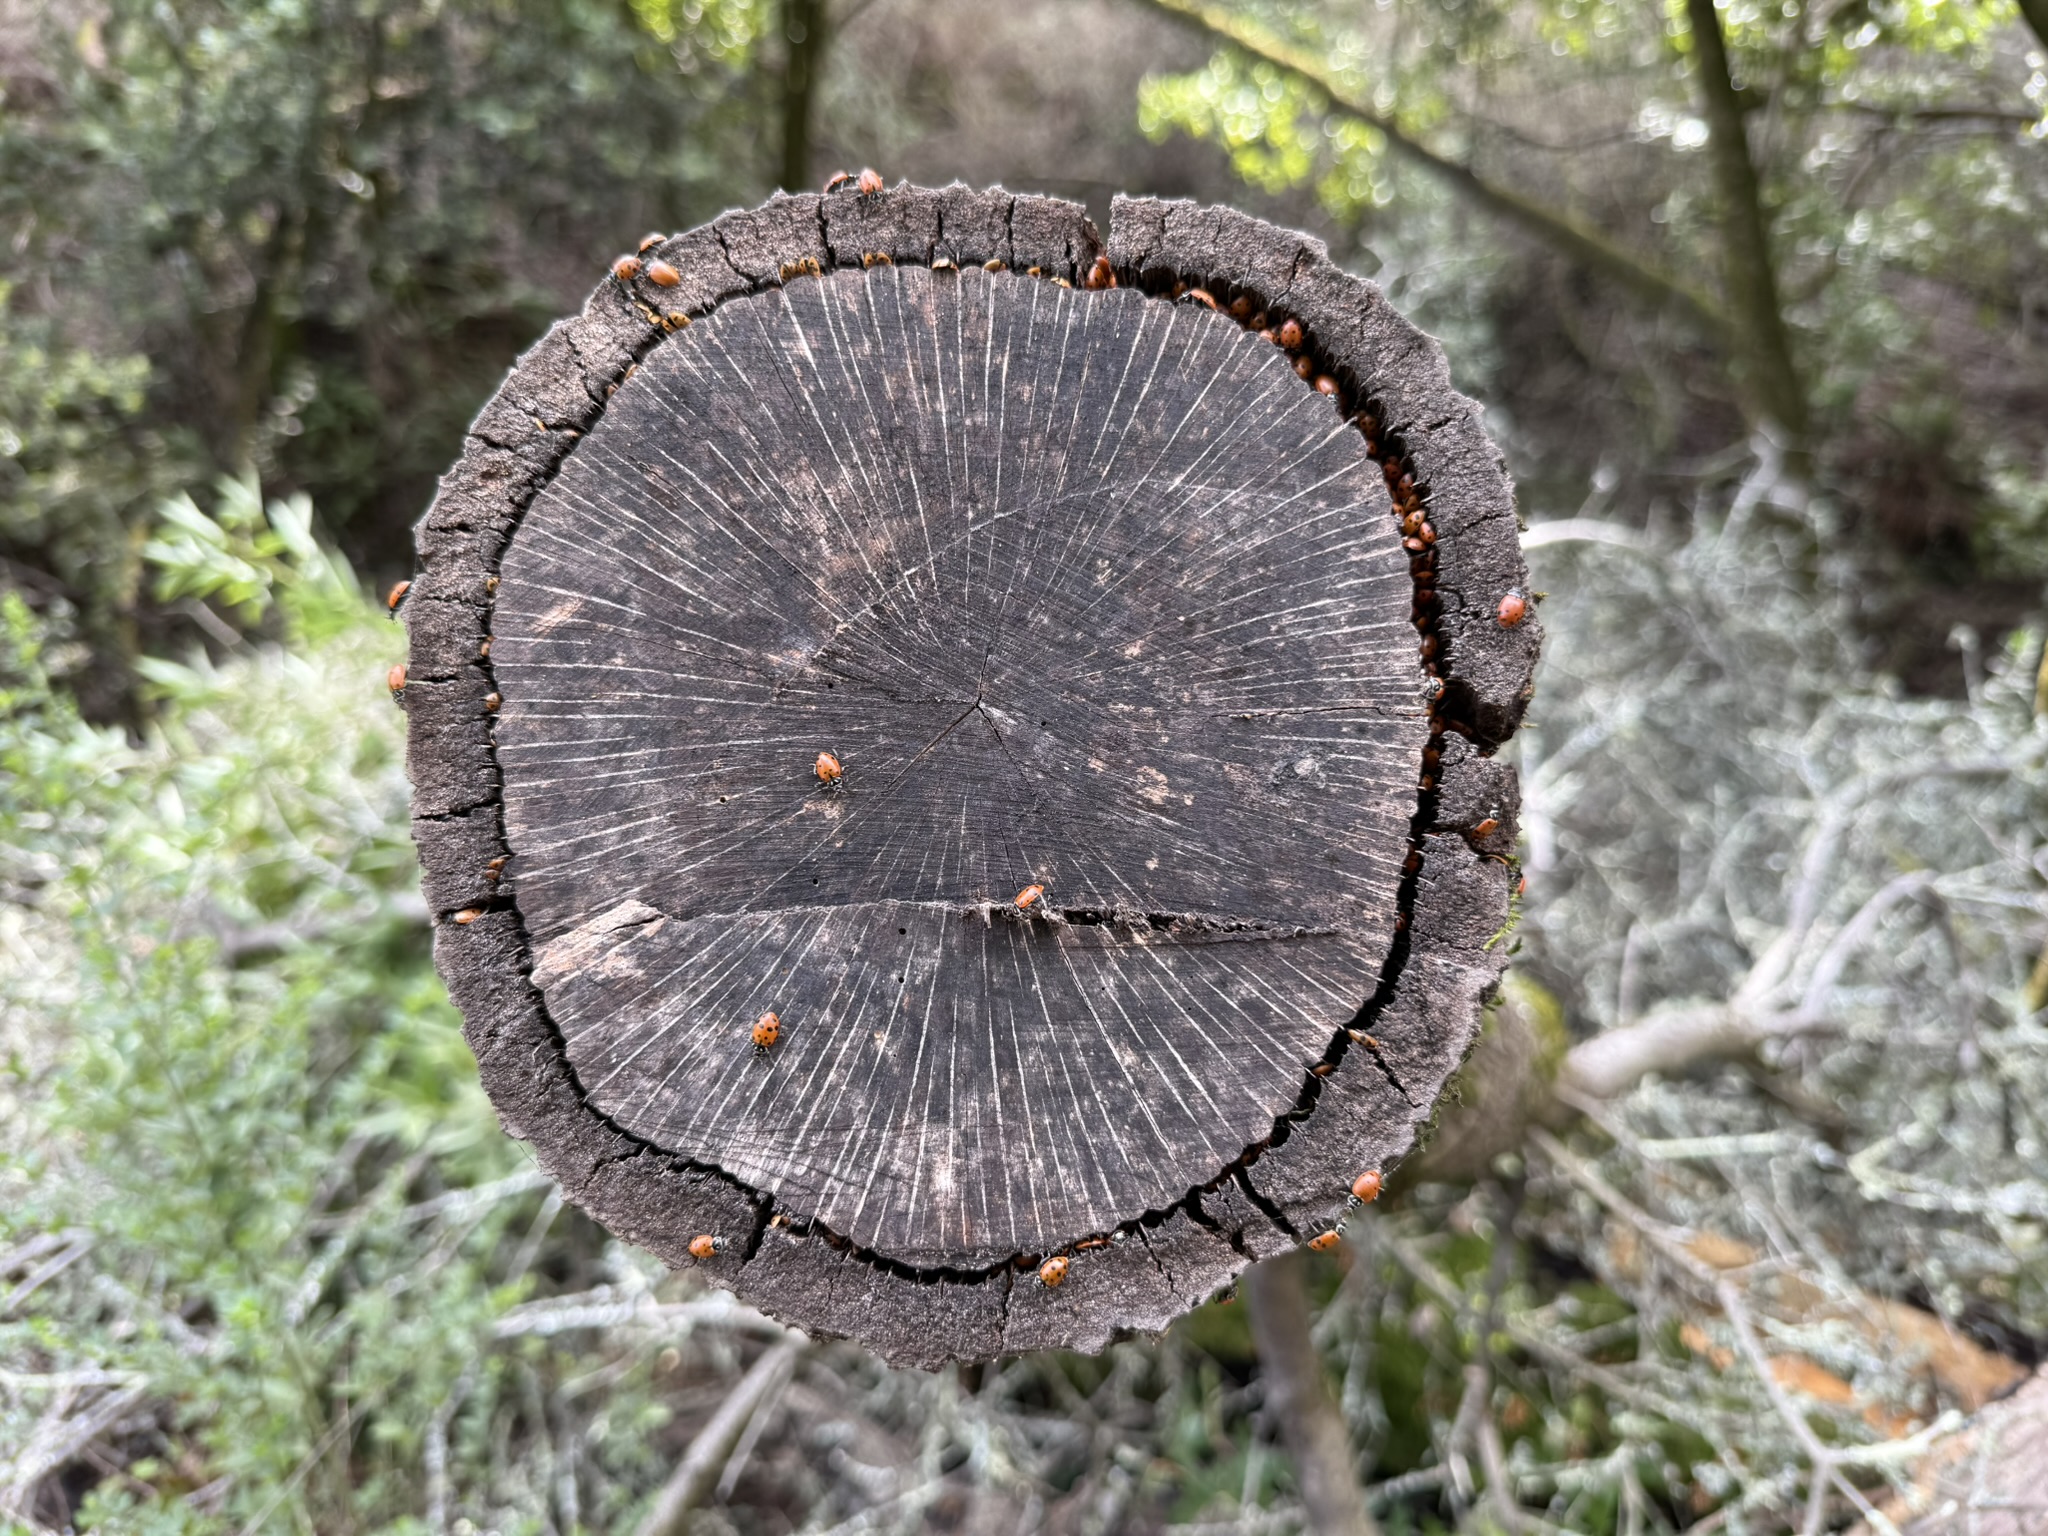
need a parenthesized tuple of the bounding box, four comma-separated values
(405, 183, 1537, 1364)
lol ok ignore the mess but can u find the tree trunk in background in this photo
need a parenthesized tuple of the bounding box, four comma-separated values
(1683, 0, 1808, 440)
(1246, 1252, 1381, 1536)
(779, 0, 828, 193)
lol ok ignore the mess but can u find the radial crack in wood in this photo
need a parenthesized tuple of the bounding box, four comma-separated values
(406, 185, 1535, 1362)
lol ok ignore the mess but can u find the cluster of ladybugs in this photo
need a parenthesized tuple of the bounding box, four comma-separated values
(1143, 273, 1528, 860)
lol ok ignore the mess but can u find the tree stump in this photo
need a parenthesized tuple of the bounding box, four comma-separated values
(403, 184, 1537, 1367)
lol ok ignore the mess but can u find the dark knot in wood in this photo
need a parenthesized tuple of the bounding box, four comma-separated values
(405, 186, 1537, 1365)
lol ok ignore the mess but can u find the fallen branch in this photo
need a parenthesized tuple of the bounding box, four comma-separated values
(633, 1336, 804, 1536)
(1245, 1250, 1381, 1536)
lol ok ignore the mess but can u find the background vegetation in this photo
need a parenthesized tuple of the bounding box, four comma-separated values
(3, 0, 2046, 1530)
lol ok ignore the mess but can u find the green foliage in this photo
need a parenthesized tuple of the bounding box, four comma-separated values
(143, 474, 361, 647)
(0, 522, 691, 1530)
(0, 293, 193, 701)
(1134, 0, 2048, 559)
(0, 0, 777, 682)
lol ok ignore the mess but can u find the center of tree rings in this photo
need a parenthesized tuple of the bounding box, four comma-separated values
(492, 266, 1424, 1270)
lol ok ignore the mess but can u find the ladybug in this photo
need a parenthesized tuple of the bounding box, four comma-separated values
(452, 908, 482, 925)
(484, 692, 501, 711)
(612, 255, 642, 281)
(1350, 1169, 1383, 1206)
(824, 169, 855, 192)
(1314, 375, 1340, 397)
(857, 167, 884, 195)
(1038, 1255, 1069, 1287)
(1498, 590, 1529, 627)
(688, 1234, 724, 1260)
(752, 1011, 782, 1051)
(1278, 318, 1303, 350)
(1307, 1231, 1342, 1252)
(646, 260, 682, 288)
(1183, 288, 1220, 311)
(1473, 817, 1500, 838)
(638, 232, 666, 253)
(815, 750, 843, 787)
(386, 662, 407, 698)
(386, 579, 410, 616)
(1014, 883, 1045, 911)
(1083, 255, 1116, 290)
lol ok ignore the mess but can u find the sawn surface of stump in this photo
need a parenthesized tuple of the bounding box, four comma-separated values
(405, 185, 1539, 1367)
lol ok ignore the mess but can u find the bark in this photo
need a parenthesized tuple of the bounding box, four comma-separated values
(1245, 1251, 1381, 1536)
(777, 0, 828, 194)
(1682, 0, 1808, 438)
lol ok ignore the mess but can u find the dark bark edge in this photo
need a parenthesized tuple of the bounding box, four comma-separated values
(403, 184, 1535, 1368)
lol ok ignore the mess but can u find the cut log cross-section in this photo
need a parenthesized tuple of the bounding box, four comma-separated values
(404, 184, 1538, 1367)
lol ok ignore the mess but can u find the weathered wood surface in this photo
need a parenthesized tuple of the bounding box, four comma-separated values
(404, 183, 1538, 1366)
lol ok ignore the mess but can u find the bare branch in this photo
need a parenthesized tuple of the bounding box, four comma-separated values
(1129, 0, 1730, 338)
(634, 1337, 804, 1536)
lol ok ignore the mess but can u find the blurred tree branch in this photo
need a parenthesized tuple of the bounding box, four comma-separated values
(1680, 0, 1809, 438)
(1130, 0, 1731, 342)
(1244, 1252, 1381, 1536)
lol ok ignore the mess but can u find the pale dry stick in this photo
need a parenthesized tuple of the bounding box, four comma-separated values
(1535, 1128, 1901, 1536)
(1443, 1362, 1486, 1506)
(424, 1359, 478, 1535)
(1714, 1275, 1900, 1536)
(493, 1289, 782, 1339)
(713, 1348, 794, 1503)
(0, 1230, 93, 1318)
(634, 1335, 803, 1536)
(0, 1381, 149, 1517)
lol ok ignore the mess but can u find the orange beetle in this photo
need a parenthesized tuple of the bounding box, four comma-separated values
(857, 167, 884, 195)
(1014, 883, 1045, 911)
(688, 1234, 723, 1260)
(1351, 1169, 1384, 1205)
(1038, 1255, 1069, 1287)
(637, 232, 665, 253)
(1473, 817, 1500, 838)
(386, 662, 407, 697)
(1498, 591, 1529, 627)
(816, 750, 843, 786)
(452, 908, 482, 925)
(752, 1011, 782, 1051)
(1084, 255, 1116, 290)
(386, 579, 410, 615)
(824, 169, 855, 192)
(1307, 1231, 1342, 1252)
(1278, 318, 1304, 350)
(1183, 288, 1220, 311)
(646, 260, 681, 288)
(612, 255, 642, 281)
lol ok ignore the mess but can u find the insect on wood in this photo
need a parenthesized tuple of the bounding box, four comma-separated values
(404, 184, 1538, 1367)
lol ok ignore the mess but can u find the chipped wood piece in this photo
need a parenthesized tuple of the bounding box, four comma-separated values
(406, 186, 1535, 1365)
